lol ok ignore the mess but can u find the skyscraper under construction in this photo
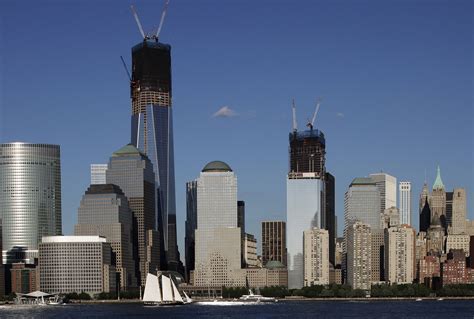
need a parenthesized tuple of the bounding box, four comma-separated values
(129, 3, 181, 272)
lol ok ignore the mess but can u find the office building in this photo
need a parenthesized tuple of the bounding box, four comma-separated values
(381, 207, 400, 229)
(0, 143, 62, 264)
(39, 236, 116, 294)
(0, 220, 3, 298)
(426, 214, 445, 256)
(106, 144, 159, 286)
(90, 164, 108, 185)
(261, 221, 287, 267)
(185, 180, 197, 282)
(75, 184, 137, 289)
(237, 201, 245, 267)
(445, 234, 470, 257)
(10, 263, 39, 294)
(303, 228, 329, 286)
(451, 188, 467, 234)
(130, 35, 179, 270)
(384, 225, 416, 284)
(193, 161, 245, 287)
(244, 233, 258, 268)
(344, 178, 381, 231)
(431, 166, 446, 229)
(346, 221, 372, 290)
(371, 230, 385, 282)
(442, 249, 470, 285)
(399, 181, 411, 226)
(245, 261, 288, 288)
(324, 172, 336, 266)
(369, 172, 397, 214)
(418, 255, 440, 286)
(419, 197, 431, 233)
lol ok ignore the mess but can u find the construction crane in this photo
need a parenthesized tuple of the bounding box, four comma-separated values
(306, 98, 322, 130)
(292, 99, 298, 132)
(130, 1, 171, 42)
(155, 0, 170, 40)
(130, 5, 146, 39)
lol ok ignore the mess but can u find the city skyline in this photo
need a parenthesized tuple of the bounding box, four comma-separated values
(1, 0, 472, 260)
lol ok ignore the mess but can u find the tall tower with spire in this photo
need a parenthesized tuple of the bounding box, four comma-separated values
(431, 166, 446, 230)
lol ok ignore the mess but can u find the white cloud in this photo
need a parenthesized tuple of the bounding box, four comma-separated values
(336, 112, 345, 118)
(212, 106, 238, 118)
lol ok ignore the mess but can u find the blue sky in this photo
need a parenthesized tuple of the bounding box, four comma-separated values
(1, 0, 472, 258)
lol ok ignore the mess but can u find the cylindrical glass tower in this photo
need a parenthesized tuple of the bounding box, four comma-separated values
(0, 143, 62, 264)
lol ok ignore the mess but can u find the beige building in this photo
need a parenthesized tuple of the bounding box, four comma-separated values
(246, 261, 288, 288)
(244, 233, 258, 267)
(303, 228, 329, 286)
(451, 188, 467, 234)
(384, 225, 415, 284)
(446, 234, 470, 257)
(39, 236, 116, 295)
(380, 207, 400, 229)
(346, 222, 372, 290)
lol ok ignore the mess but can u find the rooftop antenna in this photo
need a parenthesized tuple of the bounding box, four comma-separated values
(120, 56, 132, 81)
(307, 98, 322, 130)
(130, 5, 147, 39)
(155, 0, 170, 40)
(292, 99, 298, 132)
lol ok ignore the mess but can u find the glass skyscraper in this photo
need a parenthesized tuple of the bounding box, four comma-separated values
(0, 143, 62, 264)
(130, 39, 179, 270)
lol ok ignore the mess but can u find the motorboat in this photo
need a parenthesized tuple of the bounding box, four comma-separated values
(239, 289, 277, 303)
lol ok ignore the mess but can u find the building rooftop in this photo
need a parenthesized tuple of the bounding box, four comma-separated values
(112, 144, 144, 157)
(350, 177, 376, 186)
(433, 165, 445, 190)
(85, 184, 124, 196)
(202, 161, 232, 172)
(41, 236, 107, 243)
(265, 260, 286, 269)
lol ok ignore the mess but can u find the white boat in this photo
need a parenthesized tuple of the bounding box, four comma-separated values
(143, 273, 186, 306)
(239, 289, 277, 303)
(415, 298, 423, 302)
(437, 298, 444, 301)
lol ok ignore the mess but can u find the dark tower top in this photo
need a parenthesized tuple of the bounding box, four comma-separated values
(131, 40, 172, 115)
(289, 129, 326, 177)
(419, 197, 431, 232)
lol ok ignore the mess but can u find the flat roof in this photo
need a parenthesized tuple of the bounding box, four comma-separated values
(41, 236, 107, 243)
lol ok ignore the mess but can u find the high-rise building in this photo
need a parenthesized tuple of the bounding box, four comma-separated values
(344, 178, 381, 231)
(90, 164, 108, 185)
(244, 233, 258, 268)
(384, 225, 416, 284)
(39, 236, 116, 294)
(324, 172, 336, 267)
(445, 191, 453, 229)
(106, 144, 159, 286)
(426, 213, 445, 256)
(10, 263, 39, 294)
(0, 143, 62, 264)
(451, 188, 467, 234)
(303, 228, 329, 286)
(193, 161, 245, 287)
(185, 180, 197, 282)
(261, 221, 287, 267)
(431, 166, 446, 229)
(74, 184, 137, 289)
(419, 182, 431, 213)
(419, 198, 431, 233)
(0, 220, 4, 298)
(445, 234, 470, 256)
(346, 221, 372, 290)
(289, 129, 326, 176)
(442, 249, 470, 285)
(371, 230, 385, 282)
(130, 35, 178, 270)
(237, 201, 246, 267)
(399, 181, 411, 226)
(369, 173, 397, 214)
(381, 207, 400, 229)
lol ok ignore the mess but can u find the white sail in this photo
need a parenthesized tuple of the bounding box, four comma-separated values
(161, 275, 173, 302)
(171, 278, 184, 303)
(143, 273, 161, 302)
(183, 291, 191, 303)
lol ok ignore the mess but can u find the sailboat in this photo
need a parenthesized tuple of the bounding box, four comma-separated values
(143, 273, 187, 306)
(143, 273, 161, 306)
(183, 291, 193, 304)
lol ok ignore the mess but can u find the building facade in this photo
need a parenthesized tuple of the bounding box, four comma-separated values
(445, 234, 470, 257)
(303, 228, 329, 286)
(10, 263, 39, 294)
(193, 161, 245, 287)
(261, 221, 287, 267)
(344, 178, 381, 231)
(384, 225, 416, 284)
(0, 143, 62, 264)
(185, 180, 197, 282)
(39, 236, 116, 295)
(346, 221, 372, 290)
(90, 164, 107, 185)
(431, 166, 446, 229)
(369, 173, 397, 214)
(106, 144, 159, 286)
(399, 181, 411, 226)
(244, 233, 258, 268)
(451, 188, 467, 235)
(74, 184, 137, 289)
(130, 38, 179, 270)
